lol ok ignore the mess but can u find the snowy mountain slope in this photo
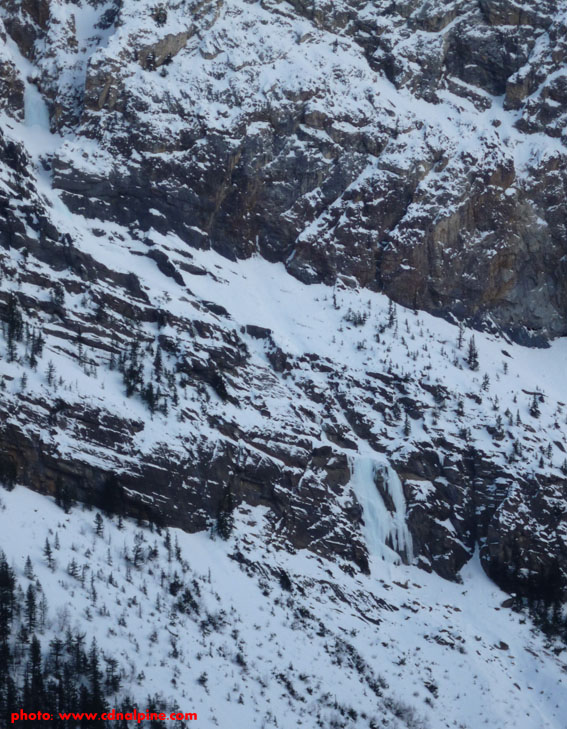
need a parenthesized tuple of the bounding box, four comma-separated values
(0, 484, 565, 729)
(0, 54, 567, 593)
(0, 0, 567, 724)
(1, 140, 567, 598)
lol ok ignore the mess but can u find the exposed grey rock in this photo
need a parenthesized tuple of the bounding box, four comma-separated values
(1, 0, 567, 611)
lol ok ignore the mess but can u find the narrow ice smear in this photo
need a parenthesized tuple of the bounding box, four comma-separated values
(350, 455, 413, 566)
(5, 37, 61, 161)
(24, 83, 51, 130)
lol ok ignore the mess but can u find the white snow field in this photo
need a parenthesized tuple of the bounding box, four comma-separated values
(0, 484, 565, 729)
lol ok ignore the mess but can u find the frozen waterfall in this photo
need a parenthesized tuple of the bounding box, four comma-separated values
(350, 455, 413, 565)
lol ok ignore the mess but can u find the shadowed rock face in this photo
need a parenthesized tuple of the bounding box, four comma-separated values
(11, 0, 563, 341)
(1, 0, 567, 606)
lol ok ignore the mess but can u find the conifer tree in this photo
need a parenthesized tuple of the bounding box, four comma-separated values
(466, 336, 479, 371)
(164, 529, 172, 561)
(143, 382, 157, 414)
(153, 346, 163, 383)
(529, 394, 541, 419)
(38, 593, 48, 632)
(24, 556, 34, 581)
(546, 443, 553, 459)
(216, 486, 235, 540)
(6, 294, 23, 362)
(0, 551, 15, 645)
(46, 361, 56, 387)
(43, 539, 54, 571)
(29, 635, 44, 705)
(25, 585, 36, 633)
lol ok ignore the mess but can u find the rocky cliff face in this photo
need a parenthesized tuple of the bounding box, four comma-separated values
(5, 0, 567, 340)
(0, 0, 567, 612)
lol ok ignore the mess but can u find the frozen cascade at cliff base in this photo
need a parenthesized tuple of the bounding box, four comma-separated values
(350, 456, 413, 565)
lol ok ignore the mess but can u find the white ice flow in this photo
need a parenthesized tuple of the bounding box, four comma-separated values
(350, 455, 413, 565)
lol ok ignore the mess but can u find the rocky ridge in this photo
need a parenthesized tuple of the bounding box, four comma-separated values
(3, 0, 567, 338)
